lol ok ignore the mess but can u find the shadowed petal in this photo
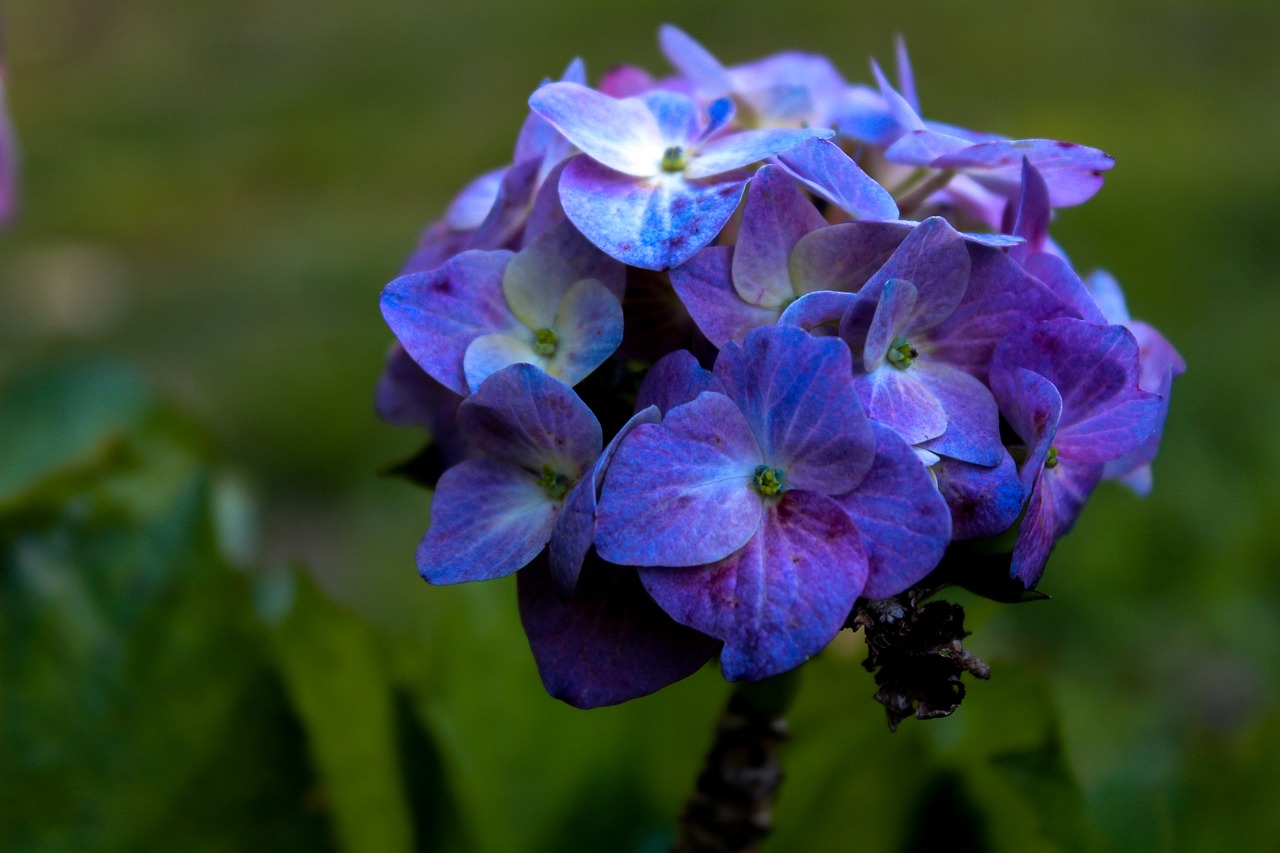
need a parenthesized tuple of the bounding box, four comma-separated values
(774, 138, 899, 221)
(858, 278, 917, 373)
(504, 220, 626, 330)
(1022, 252, 1106, 324)
(530, 82, 664, 176)
(418, 458, 557, 584)
(596, 392, 762, 567)
(671, 244, 780, 347)
(789, 221, 910, 294)
(686, 126, 833, 179)
(560, 156, 748, 270)
(381, 250, 519, 396)
(459, 363, 602, 476)
(472, 157, 542, 248)
(641, 489, 868, 681)
(914, 360, 1003, 466)
(634, 350, 725, 415)
(714, 326, 874, 494)
(519, 554, 720, 708)
(778, 290, 858, 335)
(933, 451, 1025, 540)
(545, 279, 625, 386)
(862, 217, 969, 335)
(990, 365, 1061, 492)
(464, 333, 543, 393)
(732, 165, 827, 309)
(833, 423, 950, 600)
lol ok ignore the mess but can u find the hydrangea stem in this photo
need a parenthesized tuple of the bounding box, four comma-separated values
(670, 670, 801, 853)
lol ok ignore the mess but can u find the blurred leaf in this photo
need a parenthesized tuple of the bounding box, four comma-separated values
(269, 568, 420, 853)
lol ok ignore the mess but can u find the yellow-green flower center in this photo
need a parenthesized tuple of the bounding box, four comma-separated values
(886, 336, 918, 369)
(533, 327, 558, 357)
(753, 465, 785, 496)
(536, 463, 572, 499)
(660, 145, 687, 173)
(1045, 446, 1059, 469)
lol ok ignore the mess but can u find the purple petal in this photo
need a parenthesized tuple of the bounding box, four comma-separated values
(777, 290, 859, 335)
(714, 326, 875, 495)
(400, 220, 474, 277)
(458, 363, 602, 476)
(522, 158, 571, 244)
(471, 157, 542, 249)
(418, 458, 557, 584)
(381, 250, 519, 396)
(1012, 460, 1104, 587)
(862, 217, 969, 335)
(514, 57, 587, 165)
(933, 451, 1025, 540)
(519, 554, 719, 708)
(990, 366, 1062, 492)
(773, 138, 899, 221)
(732, 164, 827, 308)
(595, 392, 762, 567)
(544, 279, 625, 386)
(1008, 158, 1050, 259)
(548, 406, 661, 596)
(1084, 269, 1131, 325)
(870, 58, 925, 134)
(641, 489, 868, 681)
(529, 83, 663, 176)
(894, 36, 920, 113)
(855, 366, 947, 447)
(858, 278, 918, 372)
(639, 90, 703, 146)
(560, 155, 748, 270)
(599, 65, 657, 98)
(686, 127, 834, 180)
(914, 360, 1004, 466)
(932, 139, 1114, 207)
(884, 128, 972, 165)
(659, 24, 733, 98)
(375, 343, 459, 429)
(504, 219, 626, 330)
(789, 221, 911, 295)
(634, 349, 726, 415)
(670, 244, 780, 347)
(1022, 252, 1106, 324)
(832, 423, 950, 599)
(446, 166, 506, 230)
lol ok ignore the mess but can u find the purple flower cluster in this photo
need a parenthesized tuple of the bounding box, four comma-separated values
(377, 28, 1182, 708)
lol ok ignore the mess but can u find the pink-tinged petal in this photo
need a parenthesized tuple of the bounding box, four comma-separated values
(833, 423, 950, 599)
(855, 366, 947, 448)
(446, 166, 506, 230)
(635, 350, 725, 415)
(464, 334, 542, 393)
(933, 451, 1025, 540)
(933, 139, 1114, 207)
(659, 24, 733, 99)
(990, 366, 1062, 492)
(862, 217, 969, 336)
(714, 326, 874, 495)
(1046, 460, 1104, 538)
(1023, 252, 1106, 324)
(418, 458, 557, 584)
(789, 221, 911, 295)
(504, 219, 626, 330)
(773, 138, 899, 221)
(529, 82, 664, 176)
(1010, 474, 1055, 588)
(670, 244, 780, 347)
(545, 279, 625, 386)
(928, 243, 1070, 382)
(1008, 158, 1051, 260)
(777, 290, 858, 335)
(732, 165, 827, 308)
(519, 554, 719, 708)
(1103, 321, 1184, 492)
(596, 392, 762, 567)
(641, 489, 868, 681)
(458, 363, 602, 477)
(560, 156, 748, 270)
(381, 250, 519, 396)
(914, 360, 1004, 466)
(599, 65, 657, 98)
(999, 319, 1159, 461)
(471, 157, 542, 249)
(858, 278, 917, 372)
(549, 406, 661, 596)
(686, 127, 833, 180)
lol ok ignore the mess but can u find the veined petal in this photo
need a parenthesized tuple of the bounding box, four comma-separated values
(859, 278, 917, 373)
(595, 392, 763, 567)
(714, 326, 874, 495)
(832, 423, 950, 600)
(855, 365, 947, 448)
(560, 156, 747, 270)
(640, 489, 868, 681)
(773, 138, 899, 221)
(529, 82, 664, 176)
(670, 244, 780, 347)
(732, 164, 827, 309)
(519, 555, 720, 708)
(914, 360, 1004, 466)
(545, 278, 625, 387)
(458, 363, 602, 477)
(862, 216, 969, 336)
(686, 126, 833, 179)
(418, 458, 557, 584)
(789, 221, 910, 295)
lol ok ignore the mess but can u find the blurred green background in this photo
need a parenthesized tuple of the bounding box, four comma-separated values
(2, 1, 1277, 851)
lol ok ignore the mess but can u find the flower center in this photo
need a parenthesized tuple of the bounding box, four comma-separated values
(532, 327, 558, 357)
(660, 145, 687, 173)
(753, 465, 785, 496)
(536, 463, 572, 499)
(1045, 446, 1059, 469)
(886, 336, 918, 369)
